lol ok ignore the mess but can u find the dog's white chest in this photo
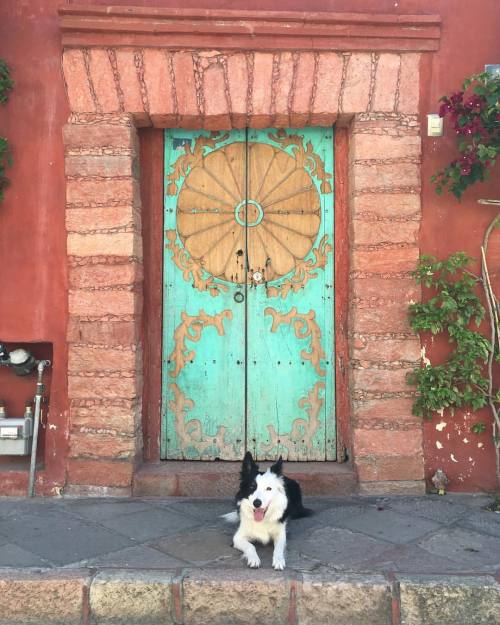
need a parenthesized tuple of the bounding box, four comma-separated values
(240, 517, 283, 544)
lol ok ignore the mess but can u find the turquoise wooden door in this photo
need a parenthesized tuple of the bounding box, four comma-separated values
(162, 127, 335, 460)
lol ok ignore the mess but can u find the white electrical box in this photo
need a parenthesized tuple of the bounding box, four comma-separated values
(0, 417, 33, 455)
(427, 114, 444, 137)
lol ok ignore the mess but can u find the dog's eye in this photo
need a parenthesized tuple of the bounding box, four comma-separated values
(266, 487, 272, 491)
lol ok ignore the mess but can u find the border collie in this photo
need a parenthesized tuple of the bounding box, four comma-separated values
(223, 451, 312, 570)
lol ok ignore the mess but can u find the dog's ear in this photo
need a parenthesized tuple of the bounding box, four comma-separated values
(270, 455, 283, 475)
(241, 451, 258, 478)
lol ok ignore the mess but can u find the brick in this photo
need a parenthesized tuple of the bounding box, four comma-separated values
(353, 398, 417, 421)
(352, 338, 420, 361)
(62, 49, 95, 113)
(67, 232, 142, 257)
(354, 427, 423, 456)
(372, 53, 400, 111)
(352, 367, 413, 393)
(67, 458, 134, 487)
(203, 64, 231, 130)
(69, 431, 137, 459)
(353, 162, 420, 190)
(398, 53, 421, 114)
(70, 401, 140, 434)
(69, 290, 140, 317)
(351, 133, 420, 161)
(172, 52, 198, 125)
(311, 52, 343, 123)
(66, 178, 139, 207)
(291, 52, 316, 124)
(298, 573, 392, 625)
(90, 571, 173, 625)
(65, 155, 136, 178)
(183, 569, 289, 625)
(250, 53, 274, 128)
(356, 454, 425, 481)
(115, 49, 144, 114)
(352, 193, 420, 218)
(399, 576, 500, 625)
(273, 51, 294, 127)
(89, 48, 120, 112)
(68, 318, 140, 345)
(63, 124, 137, 151)
(359, 480, 425, 495)
(143, 48, 176, 126)
(66, 206, 139, 234)
(227, 53, 248, 127)
(352, 221, 419, 246)
(69, 345, 140, 372)
(69, 262, 142, 289)
(68, 375, 141, 401)
(350, 306, 412, 333)
(0, 570, 89, 625)
(351, 246, 419, 273)
(352, 276, 419, 301)
(342, 53, 371, 113)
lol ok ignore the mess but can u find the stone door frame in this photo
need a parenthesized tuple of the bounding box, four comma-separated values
(60, 6, 441, 495)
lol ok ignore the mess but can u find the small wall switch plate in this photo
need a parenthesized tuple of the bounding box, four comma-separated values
(485, 64, 500, 77)
(427, 114, 443, 137)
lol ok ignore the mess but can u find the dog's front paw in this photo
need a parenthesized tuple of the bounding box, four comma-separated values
(272, 556, 286, 571)
(246, 553, 261, 568)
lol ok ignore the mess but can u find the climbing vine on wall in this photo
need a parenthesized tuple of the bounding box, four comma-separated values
(0, 59, 13, 202)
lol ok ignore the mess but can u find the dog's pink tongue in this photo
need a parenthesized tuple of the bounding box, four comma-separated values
(253, 508, 266, 522)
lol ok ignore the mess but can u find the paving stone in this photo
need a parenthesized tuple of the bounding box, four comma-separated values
(458, 509, 500, 538)
(154, 527, 235, 566)
(81, 545, 187, 569)
(333, 508, 441, 544)
(417, 527, 500, 568)
(64, 499, 153, 521)
(161, 498, 234, 522)
(298, 572, 392, 625)
(182, 568, 290, 625)
(0, 543, 52, 568)
(99, 507, 201, 541)
(89, 570, 173, 625)
(299, 527, 392, 568)
(364, 544, 467, 574)
(387, 496, 469, 524)
(0, 569, 89, 625)
(399, 574, 500, 625)
(0, 509, 134, 566)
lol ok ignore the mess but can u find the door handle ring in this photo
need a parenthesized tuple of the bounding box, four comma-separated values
(234, 291, 245, 303)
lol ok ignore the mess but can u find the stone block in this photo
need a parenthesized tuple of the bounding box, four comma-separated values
(89, 570, 173, 625)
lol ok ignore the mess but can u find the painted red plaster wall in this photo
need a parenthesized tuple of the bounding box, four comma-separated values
(0, 0, 498, 492)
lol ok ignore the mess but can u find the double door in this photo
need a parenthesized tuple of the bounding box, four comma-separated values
(162, 127, 335, 460)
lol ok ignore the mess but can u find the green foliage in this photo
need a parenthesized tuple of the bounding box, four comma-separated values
(0, 60, 12, 202)
(407, 253, 495, 420)
(431, 72, 500, 199)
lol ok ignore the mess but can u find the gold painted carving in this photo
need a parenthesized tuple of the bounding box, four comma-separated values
(266, 234, 332, 299)
(166, 132, 230, 195)
(165, 229, 228, 297)
(261, 381, 325, 461)
(264, 307, 327, 376)
(168, 309, 232, 378)
(268, 129, 333, 194)
(168, 383, 234, 459)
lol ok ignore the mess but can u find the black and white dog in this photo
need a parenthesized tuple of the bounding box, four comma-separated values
(223, 451, 312, 570)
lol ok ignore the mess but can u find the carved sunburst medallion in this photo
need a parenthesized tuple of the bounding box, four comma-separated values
(176, 141, 321, 284)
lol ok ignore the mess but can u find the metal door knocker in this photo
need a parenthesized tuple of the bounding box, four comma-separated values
(234, 291, 245, 303)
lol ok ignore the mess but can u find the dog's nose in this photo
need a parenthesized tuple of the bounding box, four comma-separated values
(253, 499, 262, 508)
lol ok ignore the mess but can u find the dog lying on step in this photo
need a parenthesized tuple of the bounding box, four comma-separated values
(223, 451, 312, 570)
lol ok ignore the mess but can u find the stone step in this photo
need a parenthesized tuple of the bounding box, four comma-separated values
(132, 461, 358, 497)
(1, 568, 498, 625)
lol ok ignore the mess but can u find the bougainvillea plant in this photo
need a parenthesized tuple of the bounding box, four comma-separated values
(431, 71, 500, 199)
(0, 59, 13, 202)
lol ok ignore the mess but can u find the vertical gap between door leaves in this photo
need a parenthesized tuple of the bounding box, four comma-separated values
(244, 128, 249, 454)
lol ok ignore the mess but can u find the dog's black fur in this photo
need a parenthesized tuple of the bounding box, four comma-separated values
(236, 451, 313, 522)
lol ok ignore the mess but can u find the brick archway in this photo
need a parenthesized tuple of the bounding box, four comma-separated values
(60, 7, 440, 495)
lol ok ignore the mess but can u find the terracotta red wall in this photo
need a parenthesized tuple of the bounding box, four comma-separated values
(0, 0, 498, 492)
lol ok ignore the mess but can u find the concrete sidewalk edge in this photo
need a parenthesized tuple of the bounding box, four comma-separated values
(0, 567, 499, 625)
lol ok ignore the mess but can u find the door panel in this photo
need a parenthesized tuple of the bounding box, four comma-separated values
(246, 128, 335, 461)
(162, 129, 246, 460)
(162, 127, 334, 461)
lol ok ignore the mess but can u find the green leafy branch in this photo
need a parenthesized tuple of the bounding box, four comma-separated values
(0, 59, 13, 202)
